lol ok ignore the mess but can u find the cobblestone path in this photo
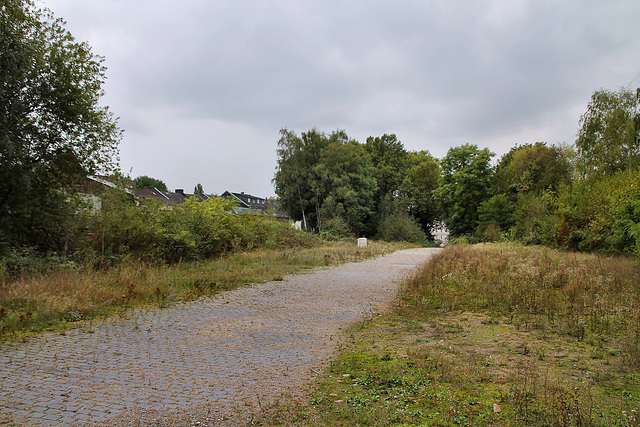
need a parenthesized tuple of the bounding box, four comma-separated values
(0, 248, 438, 426)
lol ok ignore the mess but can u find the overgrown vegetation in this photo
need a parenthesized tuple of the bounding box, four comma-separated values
(255, 244, 640, 426)
(274, 87, 640, 255)
(273, 130, 439, 243)
(0, 240, 409, 342)
(0, 0, 121, 254)
(0, 188, 316, 279)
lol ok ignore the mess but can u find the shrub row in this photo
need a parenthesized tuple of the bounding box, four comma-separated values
(1, 191, 317, 280)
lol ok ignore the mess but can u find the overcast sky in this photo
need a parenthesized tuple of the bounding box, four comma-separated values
(42, 0, 640, 197)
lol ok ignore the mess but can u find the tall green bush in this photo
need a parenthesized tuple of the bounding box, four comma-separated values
(376, 210, 427, 244)
(556, 169, 640, 255)
(90, 192, 315, 265)
(512, 191, 561, 246)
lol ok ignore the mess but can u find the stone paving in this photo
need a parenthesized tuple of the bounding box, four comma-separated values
(0, 248, 438, 426)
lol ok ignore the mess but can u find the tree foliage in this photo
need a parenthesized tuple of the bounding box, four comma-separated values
(364, 134, 409, 198)
(134, 175, 168, 192)
(314, 134, 377, 236)
(437, 144, 494, 237)
(554, 169, 640, 255)
(273, 128, 329, 231)
(273, 129, 377, 236)
(376, 210, 427, 244)
(398, 150, 441, 237)
(576, 87, 640, 178)
(0, 0, 121, 252)
(476, 194, 515, 238)
(494, 142, 573, 200)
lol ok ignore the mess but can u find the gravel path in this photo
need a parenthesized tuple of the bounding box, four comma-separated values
(0, 248, 439, 426)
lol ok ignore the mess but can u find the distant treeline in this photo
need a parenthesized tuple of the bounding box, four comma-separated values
(274, 87, 640, 255)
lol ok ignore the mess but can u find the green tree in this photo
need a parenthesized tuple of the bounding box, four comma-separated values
(273, 128, 328, 230)
(376, 210, 427, 244)
(194, 183, 204, 196)
(134, 175, 168, 192)
(476, 194, 515, 239)
(273, 129, 377, 236)
(398, 150, 441, 237)
(363, 134, 410, 236)
(0, 0, 121, 252)
(576, 87, 640, 178)
(554, 169, 640, 254)
(437, 144, 494, 237)
(364, 134, 409, 198)
(491, 142, 573, 241)
(495, 142, 573, 201)
(315, 134, 377, 236)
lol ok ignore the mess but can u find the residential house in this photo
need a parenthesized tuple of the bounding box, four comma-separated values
(75, 175, 135, 211)
(135, 187, 214, 204)
(221, 191, 288, 219)
(135, 188, 188, 205)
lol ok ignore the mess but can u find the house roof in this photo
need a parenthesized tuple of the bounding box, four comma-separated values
(221, 191, 288, 219)
(135, 188, 187, 205)
(76, 175, 135, 197)
(221, 191, 268, 209)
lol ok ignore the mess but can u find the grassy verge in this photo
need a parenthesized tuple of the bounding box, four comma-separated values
(0, 240, 411, 342)
(256, 243, 640, 426)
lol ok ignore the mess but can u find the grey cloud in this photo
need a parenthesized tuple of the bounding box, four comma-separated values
(42, 0, 640, 195)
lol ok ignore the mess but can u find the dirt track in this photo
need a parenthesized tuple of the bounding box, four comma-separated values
(0, 248, 439, 426)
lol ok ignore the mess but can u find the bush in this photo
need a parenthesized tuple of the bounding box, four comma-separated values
(1, 187, 320, 278)
(555, 169, 640, 255)
(376, 210, 427, 244)
(320, 216, 353, 240)
(85, 192, 317, 265)
(476, 194, 515, 240)
(513, 191, 561, 246)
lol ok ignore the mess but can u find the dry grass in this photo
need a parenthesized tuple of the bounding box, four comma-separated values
(254, 243, 640, 426)
(401, 243, 640, 369)
(0, 240, 411, 341)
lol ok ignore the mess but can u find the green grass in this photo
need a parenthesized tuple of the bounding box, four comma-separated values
(255, 243, 640, 426)
(0, 240, 412, 342)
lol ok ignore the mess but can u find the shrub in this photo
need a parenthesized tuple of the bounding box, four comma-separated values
(476, 194, 515, 240)
(377, 210, 427, 244)
(555, 169, 640, 255)
(321, 216, 353, 240)
(513, 191, 561, 246)
(87, 192, 317, 265)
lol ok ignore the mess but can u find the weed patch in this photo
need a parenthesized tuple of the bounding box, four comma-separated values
(255, 244, 640, 426)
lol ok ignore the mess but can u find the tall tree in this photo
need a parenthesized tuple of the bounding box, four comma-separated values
(364, 134, 409, 198)
(363, 134, 410, 235)
(0, 0, 121, 252)
(436, 144, 494, 237)
(273, 128, 328, 230)
(315, 134, 377, 236)
(273, 129, 376, 236)
(576, 87, 640, 178)
(398, 150, 441, 236)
